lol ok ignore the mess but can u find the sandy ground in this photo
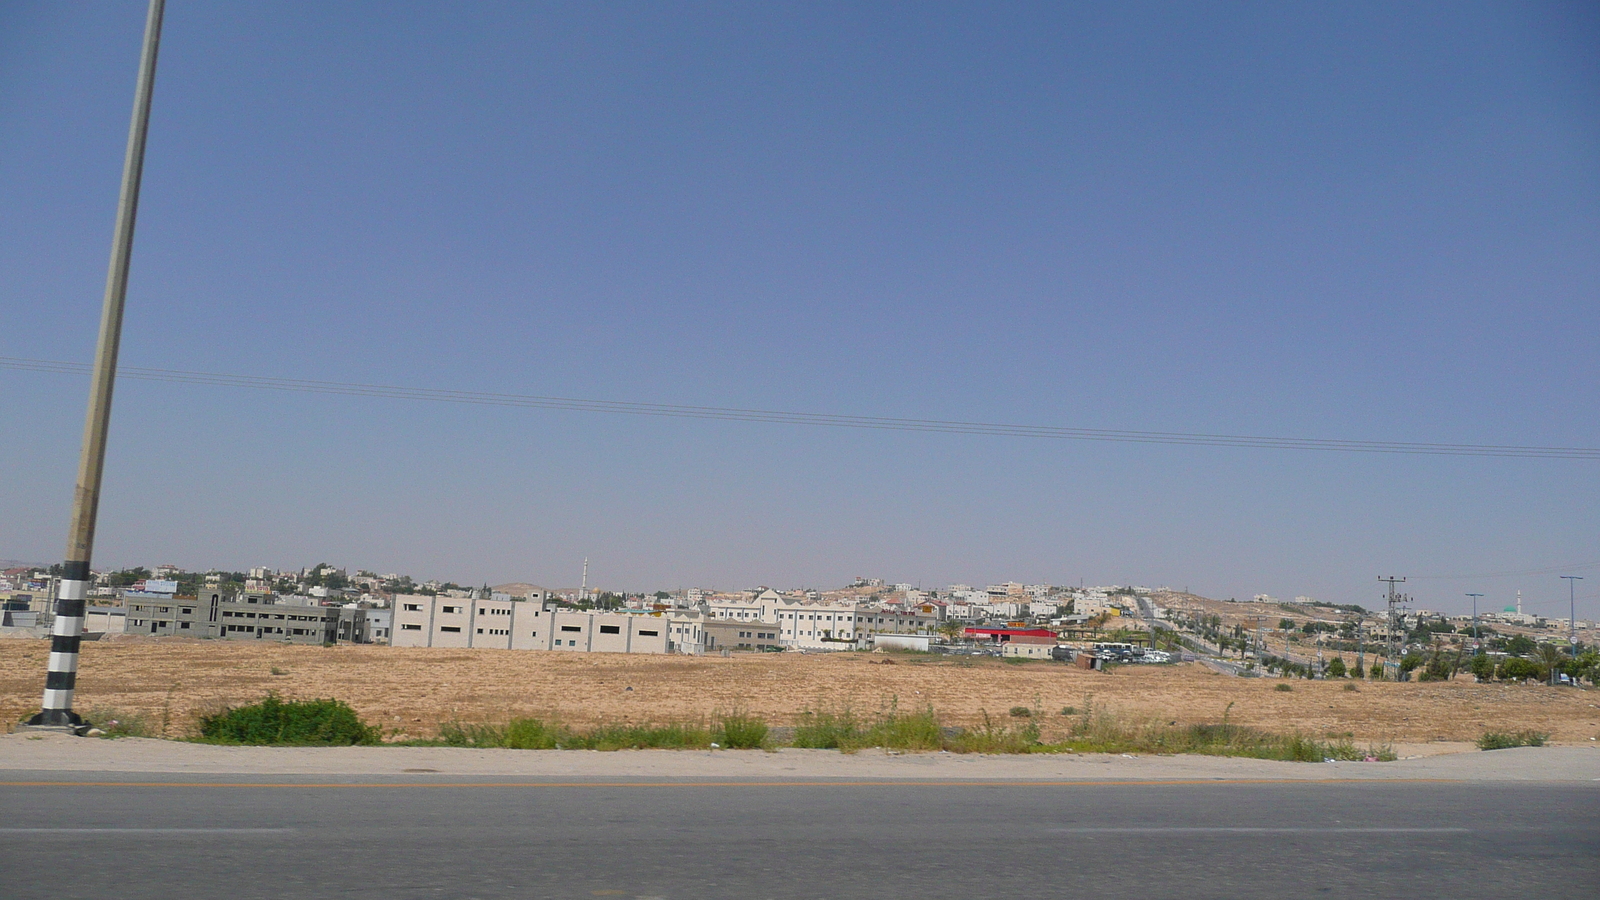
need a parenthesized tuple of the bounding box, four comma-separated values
(2, 731, 1597, 782)
(3, 639, 1598, 744)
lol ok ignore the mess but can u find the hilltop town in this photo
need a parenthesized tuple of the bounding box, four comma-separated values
(3, 562, 1595, 687)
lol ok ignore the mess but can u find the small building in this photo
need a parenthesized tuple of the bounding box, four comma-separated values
(701, 619, 783, 652)
(1001, 635, 1056, 659)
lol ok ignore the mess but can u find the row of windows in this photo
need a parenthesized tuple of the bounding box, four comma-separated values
(398, 625, 663, 639)
(130, 619, 194, 629)
(221, 611, 332, 622)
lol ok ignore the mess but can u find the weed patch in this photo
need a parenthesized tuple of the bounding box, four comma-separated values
(81, 707, 156, 738)
(1476, 730, 1549, 750)
(431, 718, 712, 750)
(716, 712, 769, 749)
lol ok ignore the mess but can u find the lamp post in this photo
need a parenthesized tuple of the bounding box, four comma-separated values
(1466, 593, 1483, 650)
(1559, 576, 1583, 658)
(24, 0, 164, 731)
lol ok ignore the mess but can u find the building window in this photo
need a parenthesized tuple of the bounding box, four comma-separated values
(599, 625, 620, 635)
(638, 630, 658, 637)
(561, 626, 582, 633)
(403, 604, 422, 612)
(440, 626, 461, 633)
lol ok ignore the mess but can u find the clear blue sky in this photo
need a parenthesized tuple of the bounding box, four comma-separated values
(2, 2, 1596, 615)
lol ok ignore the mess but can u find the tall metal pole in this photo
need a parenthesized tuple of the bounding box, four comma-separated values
(26, 0, 165, 730)
(1560, 576, 1582, 658)
(1354, 617, 1365, 679)
(1379, 576, 1406, 681)
(1466, 593, 1483, 650)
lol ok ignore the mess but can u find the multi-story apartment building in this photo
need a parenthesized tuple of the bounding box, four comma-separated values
(704, 589, 938, 650)
(125, 589, 341, 644)
(389, 593, 671, 654)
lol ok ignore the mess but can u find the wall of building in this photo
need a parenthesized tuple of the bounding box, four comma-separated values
(392, 594, 670, 654)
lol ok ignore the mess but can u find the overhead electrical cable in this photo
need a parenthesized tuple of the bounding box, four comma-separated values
(1409, 561, 1600, 580)
(4, 354, 1598, 460)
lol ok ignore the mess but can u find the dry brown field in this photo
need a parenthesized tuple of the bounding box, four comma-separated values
(3, 637, 1597, 744)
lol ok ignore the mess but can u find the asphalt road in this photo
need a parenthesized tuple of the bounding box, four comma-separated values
(1, 773, 1595, 899)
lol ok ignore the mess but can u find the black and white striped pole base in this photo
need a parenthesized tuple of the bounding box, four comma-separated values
(24, 561, 90, 730)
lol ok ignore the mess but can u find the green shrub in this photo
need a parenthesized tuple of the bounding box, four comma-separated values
(1274, 683, 1293, 692)
(1326, 658, 1346, 678)
(1476, 730, 1549, 751)
(197, 694, 379, 746)
(716, 713, 769, 749)
(1008, 706, 1033, 718)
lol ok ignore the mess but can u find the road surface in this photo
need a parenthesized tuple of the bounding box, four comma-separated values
(2, 771, 1594, 899)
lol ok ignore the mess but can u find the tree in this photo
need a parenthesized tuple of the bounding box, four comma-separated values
(1278, 618, 1296, 631)
(1326, 657, 1346, 678)
(109, 567, 152, 587)
(1503, 634, 1537, 657)
(1400, 652, 1425, 674)
(1535, 644, 1567, 685)
(1469, 653, 1495, 682)
(1369, 661, 1385, 680)
(1497, 657, 1539, 681)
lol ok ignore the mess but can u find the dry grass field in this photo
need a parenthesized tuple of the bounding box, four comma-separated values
(3, 637, 1597, 744)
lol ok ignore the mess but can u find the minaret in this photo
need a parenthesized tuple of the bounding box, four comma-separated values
(1516, 590, 1522, 616)
(581, 557, 589, 602)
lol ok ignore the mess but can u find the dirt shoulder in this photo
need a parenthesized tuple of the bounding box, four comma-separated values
(2, 731, 1597, 783)
(3, 639, 1598, 745)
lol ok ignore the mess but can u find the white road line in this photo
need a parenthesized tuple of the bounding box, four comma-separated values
(1049, 827, 1471, 834)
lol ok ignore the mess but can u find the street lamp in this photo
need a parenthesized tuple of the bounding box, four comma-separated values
(1559, 576, 1583, 658)
(1466, 593, 1483, 650)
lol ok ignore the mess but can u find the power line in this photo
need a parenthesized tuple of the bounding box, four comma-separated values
(1409, 561, 1600, 580)
(5, 354, 1599, 459)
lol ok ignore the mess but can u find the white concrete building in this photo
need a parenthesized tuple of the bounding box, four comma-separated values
(390, 593, 670, 654)
(1028, 600, 1062, 618)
